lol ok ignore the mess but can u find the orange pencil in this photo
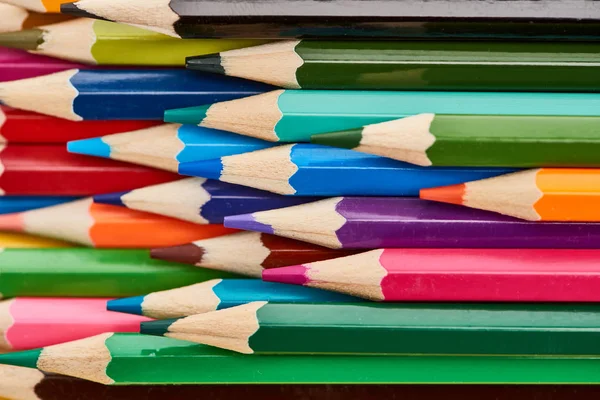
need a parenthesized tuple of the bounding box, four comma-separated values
(0, 198, 236, 247)
(420, 169, 600, 222)
(2, 0, 72, 13)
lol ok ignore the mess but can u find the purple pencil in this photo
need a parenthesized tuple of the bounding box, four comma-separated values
(224, 197, 600, 249)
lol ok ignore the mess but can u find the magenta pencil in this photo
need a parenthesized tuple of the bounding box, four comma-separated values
(0, 298, 150, 351)
(0, 47, 90, 82)
(264, 248, 600, 302)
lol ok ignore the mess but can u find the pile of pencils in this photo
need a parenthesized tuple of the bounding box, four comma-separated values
(1, 0, 600, 397)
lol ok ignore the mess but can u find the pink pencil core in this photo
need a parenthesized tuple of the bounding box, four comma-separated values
(262, 265, 309, 286)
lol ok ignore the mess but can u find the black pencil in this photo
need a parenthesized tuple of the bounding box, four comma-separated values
(61, 0, 600, 39)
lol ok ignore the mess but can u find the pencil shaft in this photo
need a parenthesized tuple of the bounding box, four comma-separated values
(0, 47, 90, 82)
(0, 232, 73, 248)
(0, 249, 241, 297)
(0, 196, 78, 214)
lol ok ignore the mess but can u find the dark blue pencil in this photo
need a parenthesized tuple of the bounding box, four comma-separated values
(179, 144, 516, 196)
(67, 123, 275, 173)
(93, 177, 319, 224)
(0, 69, 272, 121)
(0, 196, 80, 214)
(107, 279, 359, 319)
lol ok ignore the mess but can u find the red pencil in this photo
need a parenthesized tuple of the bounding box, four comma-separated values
(263, 248, 600, 302)
(0, 144, 178, 195)
(0, 106, 159, 143)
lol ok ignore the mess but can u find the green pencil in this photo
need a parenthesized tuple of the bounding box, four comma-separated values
(0, 248, 242, 298)
(141, 302, 600, 355)
(187, 40, 600, 92)
(310, 114, 600, 167)
(3, 333, 600, 385)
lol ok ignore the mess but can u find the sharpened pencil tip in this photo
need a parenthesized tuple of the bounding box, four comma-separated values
(93, 192, 127, 208)
(60, 2, 108, 20)
(420, 183, 466, 206)
(262, 265, 309, 286)
(140, 319, 177, 337)
(224, 213, 275, 235)
(186, 54, 226, 75)
(150, 243, 205, 265)
(164, 105, 209, 125)
(67, 137, 111, 159)
(0, 349, 41, 369)
(310, 129, 363, 150)
(107, 296, 145, 316)
(178, 158, 224, 180)
(0, 29, 44, 51)
(0, 213, 25, 232)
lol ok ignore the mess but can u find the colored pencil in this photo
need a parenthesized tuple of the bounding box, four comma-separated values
(141, 302, 600, 356)
(0, 248, 241, 298)
(224, 197, 600, 249)
(0, 196, 78, 214)
(0, 19, 267, 65)
(2, 0, 74, 12)
(0, 298, 150, 351)
(179, 144, 514, 196)
(0, 198, 236, 247)
(421, 168, 600, 222)
(187, 40, 600, 92)
(107, 279, 357, 319)
(60, 0, 600, 39)
(165, 90, 600, 143)
(0, 232, 73, 248)
(0, 47, 90, 82)
(67, 123, 275, 172)
(0, 69, 271, 121)
(93, 178, 318, 224)
(151, 232, 358, 278)
(0, 106, 159, 143)
(263, 248, 600, 302)
(0, 145, 178, 195)
(6, 333, 600, 385)
(311, 114, 600, 167)
(0, 3, 72, 33)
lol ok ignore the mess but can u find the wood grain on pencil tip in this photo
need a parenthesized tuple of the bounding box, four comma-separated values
(187, 40, 600, 91)
(421, 169, 600, 221)
(0, 3, 72, 33)
(223, 197, 600, 249)
(150, 231, 358, 277)
(263, 248, 600, 302)
(0, 198, 236, 247)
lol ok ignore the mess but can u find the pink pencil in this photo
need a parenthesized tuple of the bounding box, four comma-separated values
(0, 47, 90, 82)
(0, 298, 151, 351)
(263, 248, 600, 302)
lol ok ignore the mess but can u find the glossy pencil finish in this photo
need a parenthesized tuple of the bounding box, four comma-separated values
(166, 90, 600, 142)
(0, 248, 241, 298)
(0, 106, 159, 143)
(6, 333, 600, 384)
(0, 298, 150, 350)
(143, 302, 600, 356)
(0, 145, 178, 196)
(311, 114, 600, 167)
(0, 47, 90, 82)
(0, 198, 236, 247)
(0, 196, 78, 214)
(224, 197, 600, 249)
(0, 19, 267, 65)
(421, 169, 600, 221)
(0, 69, 272, 121)
(0, 3, 72, 33)
(264, 248, 600, 302)
(0, 232, 73, 248)
(180, 144, 515, 196)
(93, 178, 318, 224)
(107, 279, 357, 319)
(67, 124, 275, 173)
(151, 231, 359, 278)
(188, 40, 600, 91)
(61, 0, 600, 39)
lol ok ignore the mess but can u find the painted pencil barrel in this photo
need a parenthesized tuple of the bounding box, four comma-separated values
(0, 47, 90, 82)
(0, 249, 242, 298)
(0, 196, 78, 214)
(0, 232, 74, 248)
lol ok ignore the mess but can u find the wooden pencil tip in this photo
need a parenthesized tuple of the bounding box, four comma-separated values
(150, 243, 205, 265)
(0, 29, 44, 51)
(140, 319, 177, 337)
(0, 349, 41, 369)
(262, 265, 308, 286)
(0, 213, 25, 232)
(164, 105, 209, 125)
(420, 183, 466, 206)
(60, 2, 106, 19)
(186, 54, 225, 75)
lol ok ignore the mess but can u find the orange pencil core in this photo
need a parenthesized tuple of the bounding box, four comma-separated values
(534, 169, 600, 221)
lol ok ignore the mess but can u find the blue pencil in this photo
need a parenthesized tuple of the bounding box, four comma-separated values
(93, 177, 319, 224)
(107, 279, 359, 319)
(0, 69, 272, 121)
(67, 123, 275, 173)
(0, 196, 79, 214)
(178, 144, 516, 196)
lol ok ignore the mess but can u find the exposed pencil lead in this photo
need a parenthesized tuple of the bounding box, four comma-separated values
(150, 243, 205, 265)
(67, 137, 111, 159)
(164, 105, 209, 125)
(107, 296, 144, 315)
(186, 54, 225, 75)
(140, 319, 176, 336)
(0, 29, 43, 50)
(93, 192, 126, 207)
(224, 214, 274, 234)
(0, 349, 41, 369)
(178, 158, 223, 180)
(420, 184, 465, 206)
(60, 2, 108, 20)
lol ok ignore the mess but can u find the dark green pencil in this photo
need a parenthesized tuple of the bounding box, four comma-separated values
(310, 114, 600, 167)
(187, 40, 600, 91)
